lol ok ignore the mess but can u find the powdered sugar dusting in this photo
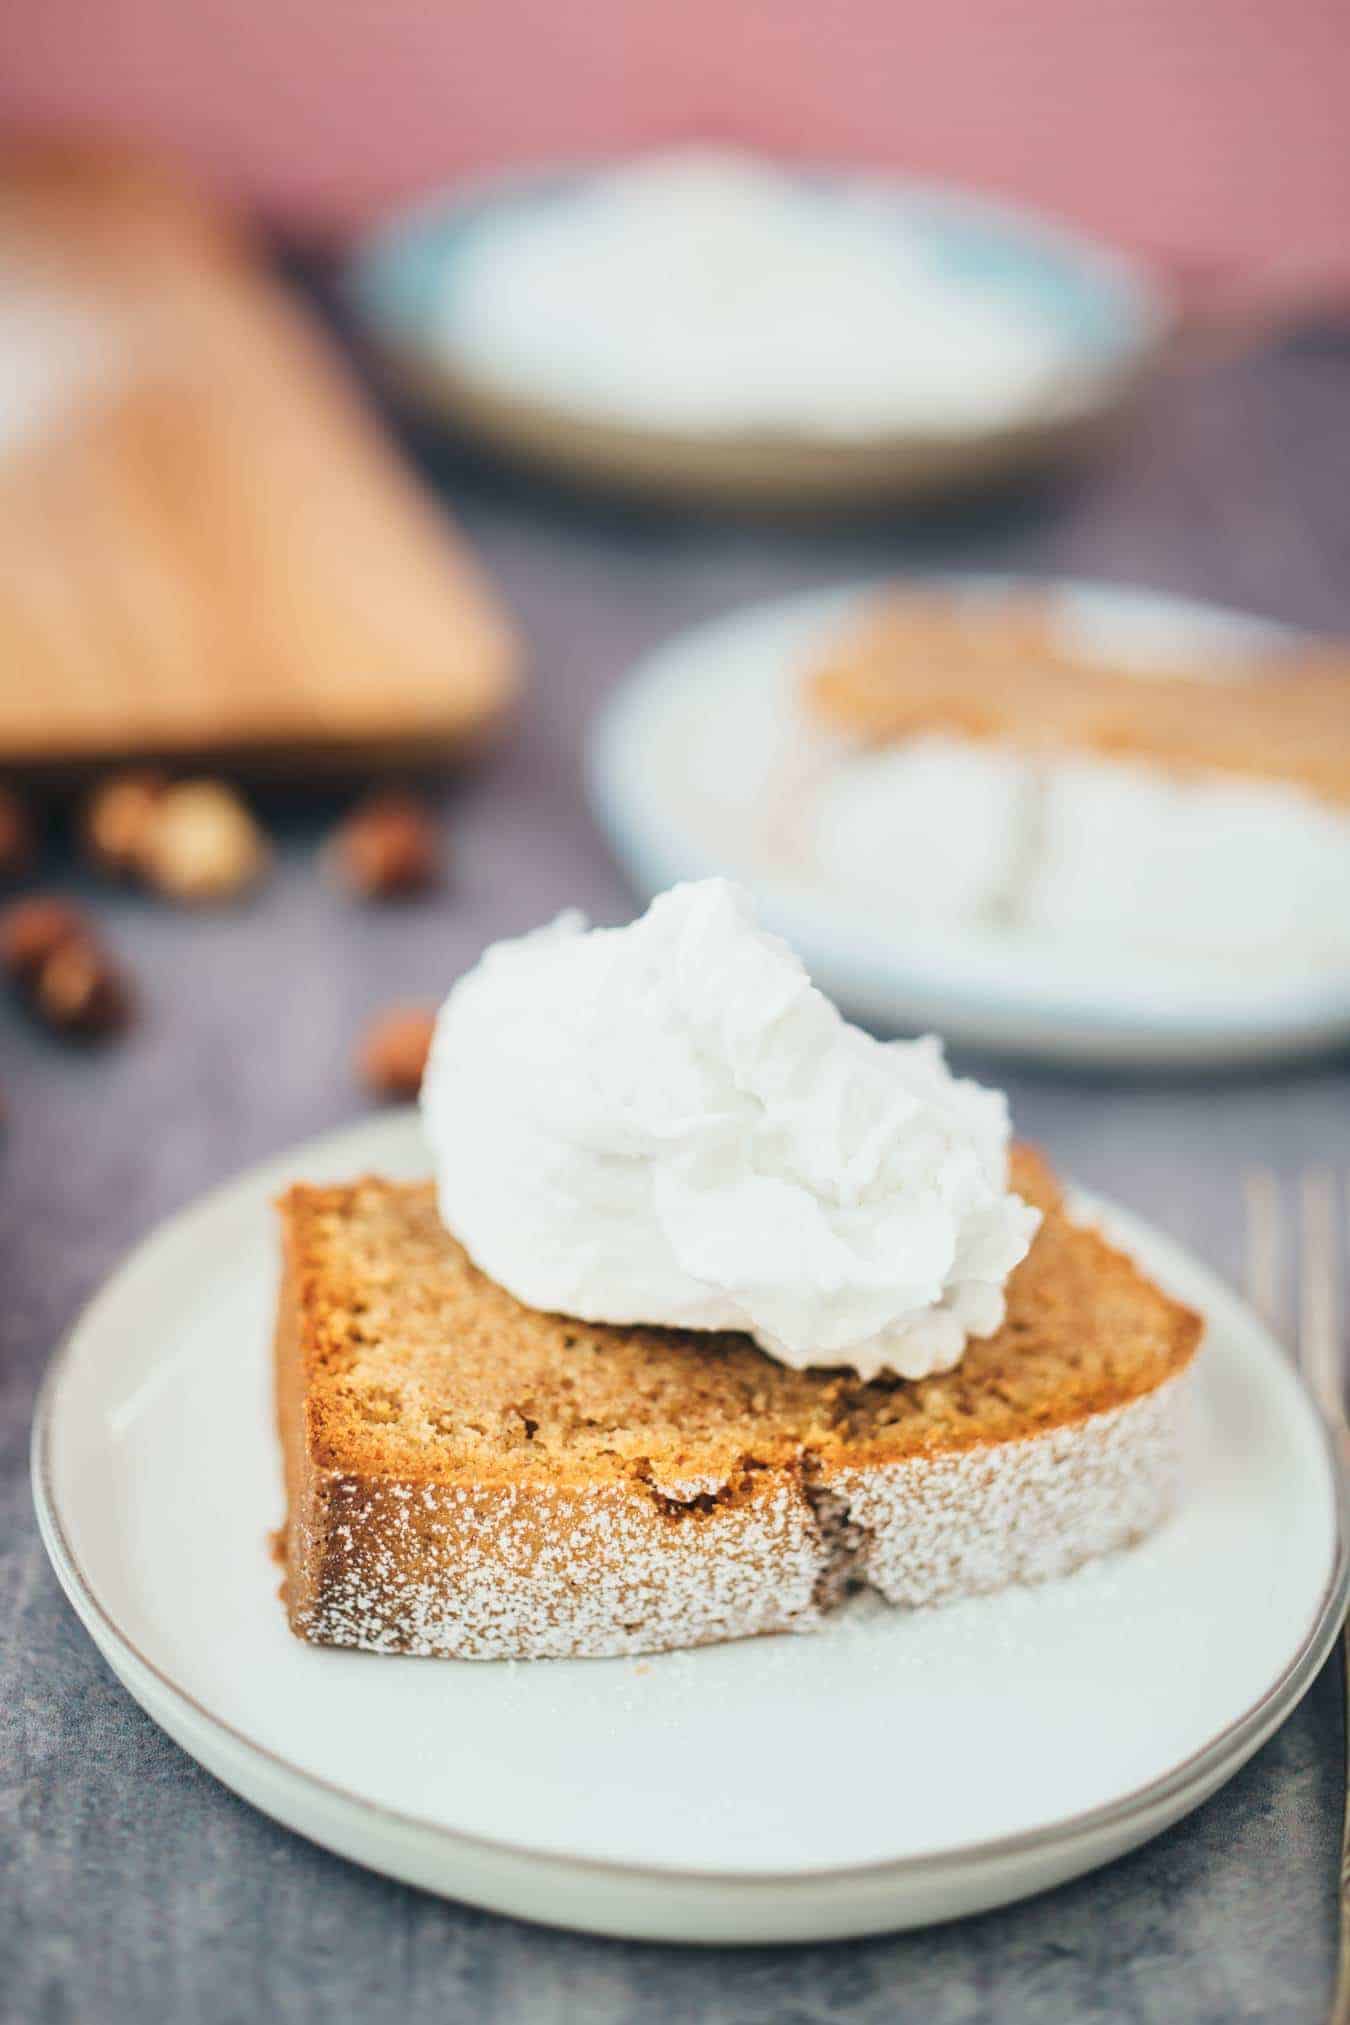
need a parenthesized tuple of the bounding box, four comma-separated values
(295, 1474, 824, 1661)
(290, 1373, 1193, 1661)
(831, 1374, 1185, 1607)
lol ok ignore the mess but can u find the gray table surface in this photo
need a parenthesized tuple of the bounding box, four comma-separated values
(4, 315, 1350, 2025)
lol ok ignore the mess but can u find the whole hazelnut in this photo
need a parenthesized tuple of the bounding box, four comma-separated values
(332, 792, 439, 900)
(81, 770, 168, 879)
(0, 896, 130, 1041)
(138, 780, 269, 904)
(33, 937, 129, 1038)
(0, 897, 89, 986)
(0, 788, 34, 881)
(359, 1005, 437, 1100)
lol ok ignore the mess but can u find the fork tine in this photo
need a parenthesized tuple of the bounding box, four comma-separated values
(1262, 1168, 1350, 2025)
(1311, 1170, 1350, 2025)
(1243, 1165, 1284, 1338)
(1300, 1169, 1343, 1427)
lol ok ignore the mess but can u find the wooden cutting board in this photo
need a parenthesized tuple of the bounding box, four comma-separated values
(0, 146, 519, 778)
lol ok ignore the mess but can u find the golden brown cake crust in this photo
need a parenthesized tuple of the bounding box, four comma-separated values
(807, 591, 1350, 808)
(275, 1148, 1202, 1660)
(278, 1146, 1196, 1487)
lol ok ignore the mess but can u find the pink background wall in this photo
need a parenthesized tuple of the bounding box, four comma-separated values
(2, 1, 1346, 278)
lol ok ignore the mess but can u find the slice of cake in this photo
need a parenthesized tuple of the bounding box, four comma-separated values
(275, 1146, 1201, 1662)
(807, 589, 1350, 807)
(801, 590, 1350, 961)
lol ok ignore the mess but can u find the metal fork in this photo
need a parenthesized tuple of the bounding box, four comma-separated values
(1244, 1168, 1350, 2025)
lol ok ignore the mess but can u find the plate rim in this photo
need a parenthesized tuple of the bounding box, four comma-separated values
(28, 1109, 1350, 1901)
(586, 573, 1350, 1066)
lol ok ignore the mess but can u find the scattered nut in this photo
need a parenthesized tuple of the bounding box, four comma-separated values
(359, 1005, 437, 1100)
(0, 895, 130, 1041)
(32, 936, 129, 1038)
(0, 788, 34, 881)
(332, 791, 439, 900)
(0, 897, 89, 986)
(137, 780, 269, 904)
(81, 769, 168, 879)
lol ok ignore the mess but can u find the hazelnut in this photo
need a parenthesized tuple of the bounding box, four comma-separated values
(33, 937, 129, 1038)
(0, 788, 34, 881)
(0, 897, 89, 986)
(359, 1005, 437, 1100)
(138, 780, 269, 904)
(0, 896, 130, 1040)
(81, 770, 168, 879)
(332, 792, 439, 900)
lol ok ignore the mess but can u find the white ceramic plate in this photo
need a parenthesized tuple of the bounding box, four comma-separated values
(348, 164, 1164, 509)
(589, 578, 1350, 1069)
(31, 1110, 1346, 1943)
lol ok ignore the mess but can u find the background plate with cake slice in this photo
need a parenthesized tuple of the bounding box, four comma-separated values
(30, 902, 1348, 1945)
(589, 576, 1350, 1068)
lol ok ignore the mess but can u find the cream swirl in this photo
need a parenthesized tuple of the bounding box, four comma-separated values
(422, 880, 1040, 1380)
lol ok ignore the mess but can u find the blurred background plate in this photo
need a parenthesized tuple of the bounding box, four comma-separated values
(347, 162, 1167, 510)
(588, 577, 1350, 1069)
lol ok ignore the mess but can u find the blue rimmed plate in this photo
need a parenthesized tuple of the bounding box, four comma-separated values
(348, 160, 1167, 507)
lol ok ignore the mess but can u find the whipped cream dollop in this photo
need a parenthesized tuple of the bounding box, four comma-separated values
(445, 150, 1080, 439)
(421, 880, 1040, 1380)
